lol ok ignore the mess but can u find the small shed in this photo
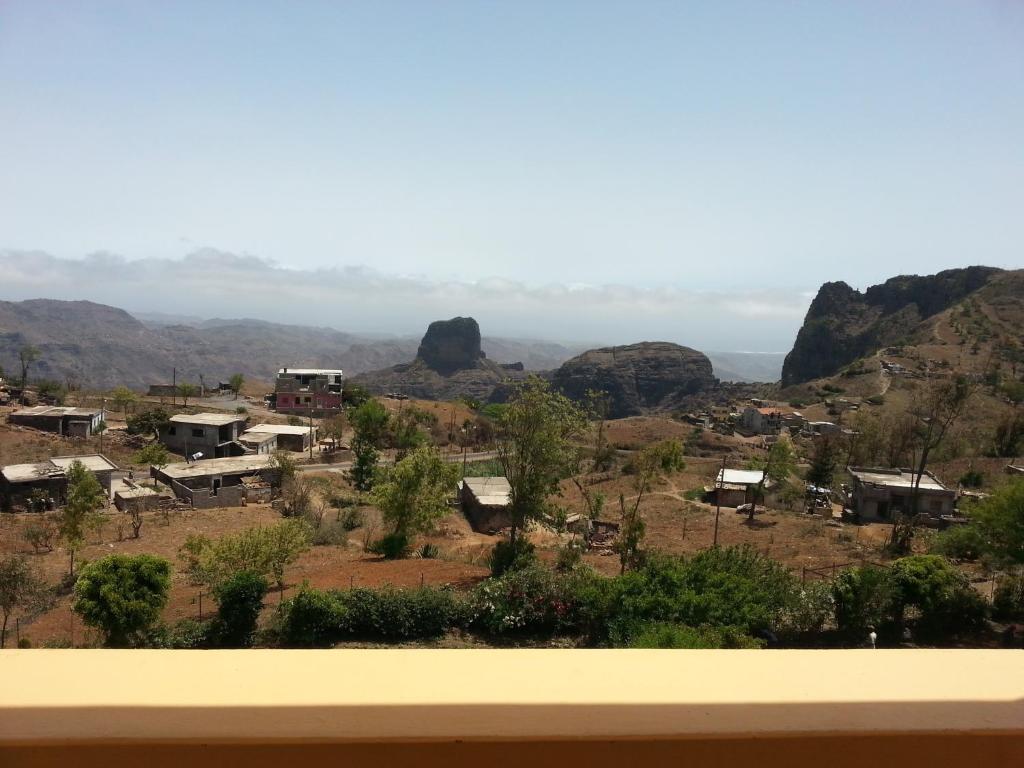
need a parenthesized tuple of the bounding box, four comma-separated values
(244, 423, 318, 452)
(460, 476, 512, 533)
(705, 468, 767, 508)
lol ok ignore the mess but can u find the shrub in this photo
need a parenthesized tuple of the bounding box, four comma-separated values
(488, 537, 537, 577)
(339, 507, 365, 531)
(144, 619, 211, 649)
(368, 532, 411, 559)
(72, 554, 171, 647)
(866, 395, 885, 406)
(418, 543, 440, 559)
(22, 518, 57, 553)
(993, 573, 1024, 621)
(212, 570, 268, 648)
(930, 524, 986, 561)
(279, 587, 348, 647)
(831, 567, 899, 643)
(312, 522, 348, 546)
(958, 469, 984, 488)
(235, 406, 248, 414)
(890, 555, 988, 640)
(471, 565, 605, 637)
(555, 541, 584, 572)
(625, 622, 762, 649)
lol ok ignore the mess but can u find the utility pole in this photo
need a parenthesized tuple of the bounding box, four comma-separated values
(309, 405, 314, 461)
(172, 367, 177, 406)
(713, 455, 725, 547)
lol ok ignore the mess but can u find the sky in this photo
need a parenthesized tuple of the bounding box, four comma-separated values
(1, 1, 1022, 351)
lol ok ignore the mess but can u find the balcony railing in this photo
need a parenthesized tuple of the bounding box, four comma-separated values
(1, 649, 1022, 767)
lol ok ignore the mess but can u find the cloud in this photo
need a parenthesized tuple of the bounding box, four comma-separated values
(0, 248, 811, 351)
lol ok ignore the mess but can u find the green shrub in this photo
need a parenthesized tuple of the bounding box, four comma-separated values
(930, 525, 985, 561)
(144, 619, 211, 649)
(625, 622, 762, 649)
(993, 573, 1024, 621)
(958, 470, 984, 488)
(891, 554, 988, 640)
(368, 532, 411, 559)
(72, 554, 171, 647)
(339, 507, 365, 531)
(212, 570, 268, 648)
(831, 566, 898, 642)
(16, 638, 32, 649)
(866, 395, 885, 406)
(418, 543, 440, 559)
(471, 565, 605, 637)
(488, 537, 537, 577)
(312, 522, 348, 546)
(279, 587, 348, 647)
(235, 406, 248, 414)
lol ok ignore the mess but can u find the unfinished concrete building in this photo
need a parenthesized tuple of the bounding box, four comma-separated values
(273, 368, 343, 416)
(846, 467, 956, 522)
(1, 454, 117, 510)
(159, 413, 249, 459)
(244, 423, 318, 453)
(151, 455, 278, 509)
(8, 406, 107, 437)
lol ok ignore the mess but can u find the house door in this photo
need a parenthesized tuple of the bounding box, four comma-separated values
(212, 479, 221, 497)
(877, 501, 889, 520)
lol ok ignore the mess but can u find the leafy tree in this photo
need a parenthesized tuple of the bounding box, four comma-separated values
(831, 566, 898, 642)
(371, 445, 460, 553)
(321, 413, 346, 449)
(496, 377, 587, 546)
(59, 460, 107, 575)
(72, 554, 171, 647)
(212, 570, 267, 647)
(890, 554, 987, 640)
(22, 517, 57, 553)
(0, 556, 49, 648)
(387, 407, 431, 459)
(341, 382, 371, 408)
(966, 480, 1024, 566)
(176, 381, 198, 407)
(806, 433, 841, 489)
(136, 442, 170, 470)
(348, 399, 390, 491)
(748, 435, 797, 520)
(228, 373, 245, 399)
(126, 407, 170, 439)
(110, 386, 138, 420)
(18, 344, 40, 388)
(36, 379, 66, 404)
(179, 519, 311, 590)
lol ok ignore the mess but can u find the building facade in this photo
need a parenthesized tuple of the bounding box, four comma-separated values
(159, 413, 248, 459)
(846, 467, 956, 522)
(274, 368, 343, 416)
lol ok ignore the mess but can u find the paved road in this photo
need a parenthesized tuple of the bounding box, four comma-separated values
(298, 449, 500, 475)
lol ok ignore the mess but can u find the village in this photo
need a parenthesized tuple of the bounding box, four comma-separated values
(2, 353, 1021, 651)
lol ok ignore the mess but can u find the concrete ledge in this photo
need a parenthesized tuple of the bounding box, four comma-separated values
(1, 649, 1023, 766)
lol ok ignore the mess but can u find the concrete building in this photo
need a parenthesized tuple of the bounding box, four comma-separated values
(244, 423, 318, 452)
(274, 368, 343, 416)
(846, 467, 956, 522)
(152, 455, 278, 509)
(740, 407, 782, 435)
(1, 454, 117, 510)
(705, 468, 767, 508)
(159, 413, 248, 459)
(8, 406, 107, 437)
(460, 476, 512, 532)
(238, 431, 278, 455)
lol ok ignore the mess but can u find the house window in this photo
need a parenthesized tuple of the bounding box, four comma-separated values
(304, 397, 311, 404)
(192, 428, 204, 438)
(168, 426, 177, 436)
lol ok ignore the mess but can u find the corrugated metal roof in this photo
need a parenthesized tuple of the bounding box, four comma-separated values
(715, 469, 765, 486)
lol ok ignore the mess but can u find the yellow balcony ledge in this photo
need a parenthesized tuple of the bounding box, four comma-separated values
(2, 649, 1023, 767)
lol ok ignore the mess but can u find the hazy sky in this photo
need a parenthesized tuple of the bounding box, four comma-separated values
(2, 2, 1022, 350)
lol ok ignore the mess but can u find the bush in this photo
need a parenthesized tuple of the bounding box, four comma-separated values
(831, 566, 898, 643)
(866, 394, 885, 406)
(625, 622, 762, 649)
(72, 554, 171, 647)
(488, 537, 537, 577)
(930, 524, 986, 561)
(368, 532, 411, 559)
(958, 470, 984, 488)
(278, 585, 467, 647)
(993, 573, 1024, 621)
(235, 406, 248, 414)
(312, 522, 348, 546)
(891, 555, 988, 640)
(22, 518, 57, 553)
(144, 619, 211, 649)
(418, 543, 440, 559)
(212, 570, 268, 648)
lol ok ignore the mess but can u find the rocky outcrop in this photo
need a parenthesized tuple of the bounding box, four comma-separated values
(417, 317, 485, 373)
(551, 342, 716, 418)
(781, 267, 1002, 386)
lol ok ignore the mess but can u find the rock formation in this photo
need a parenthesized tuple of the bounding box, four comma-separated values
(551, 342, 716, 418)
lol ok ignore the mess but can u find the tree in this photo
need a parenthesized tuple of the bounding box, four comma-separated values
(348, 399, 390, 491)
(889, 376, 974, 552)
(176, 381, 198, 407)
(228, 373, 245, 399)
(59, 460, 107, 575)
(496, 377, 587, 547)
(748, 435, 797, 521)
(371, 445, 460, 552)
(94, 419, 108, 453)
(614, 441, 686, 574)
(179, 519, 311, 590)
(212, 570, 267, 647)
(967, 480, 1024, 566)
(806, 434, 841, 490)
(341, 382, 371, 408)
(321, 413, 346, 449)
(0, 556, 49, 648)
(18, 344, 40, 388)
(127, 407, 170, 440)
(72, 554, 171, 647)
(110, 386, 138, 420)
(136, 442, 170, 471)
(36, 379, 66, 404)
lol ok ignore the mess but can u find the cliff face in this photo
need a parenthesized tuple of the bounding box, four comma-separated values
(781, 267, 1001, 386)
(551, 342, 716, 418)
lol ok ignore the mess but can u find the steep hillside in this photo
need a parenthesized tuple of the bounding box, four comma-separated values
(781, 266, 1002, 386)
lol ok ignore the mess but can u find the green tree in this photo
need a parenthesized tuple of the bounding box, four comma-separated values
(59, 460, 107, 575)
(176, 381, 198, 407)
(72, 554, 171, 647)
(110, 386, 138, 420)
(614, 440, 686, 574)
(136, 442, 170, 471)
(748, 435, 797, 520)
(496, 377, 587, 546)
(18, 344, 40, 388)
(967, 480, 1024, 566)
(228, 373, 245, 399)
(126, 407, 170, 439)
(212, 570, 268, 647)
(341, 382, 371, 408)
(36, 379, 66, 404)
(348, 399, 390, 491)
(806, 433, 841, 489)
(179, 519, 311, 590)
(0, 556, 49, 648)
(371, 445, 460, 553)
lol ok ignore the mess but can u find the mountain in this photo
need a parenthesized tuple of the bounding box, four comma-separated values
(781, 267, 1003, 386)
(0, 300, 581, 390)
(351, 317, 529, 401)
(551, 342, 717, 418)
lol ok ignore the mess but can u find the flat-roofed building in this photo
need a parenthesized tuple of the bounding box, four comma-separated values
(244, 423, 318, 452)
(1, 454, 117, 510)
(706, 468, 767, 507)
(847, 466, 956, 522)
(460, 476, 512, 532)
(152, 455, 277, 509)
(274, 368, 343, 416)
(8, 406, 107, 437)
(238, 431, 278, 455)
(159, 413, 248, 459)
